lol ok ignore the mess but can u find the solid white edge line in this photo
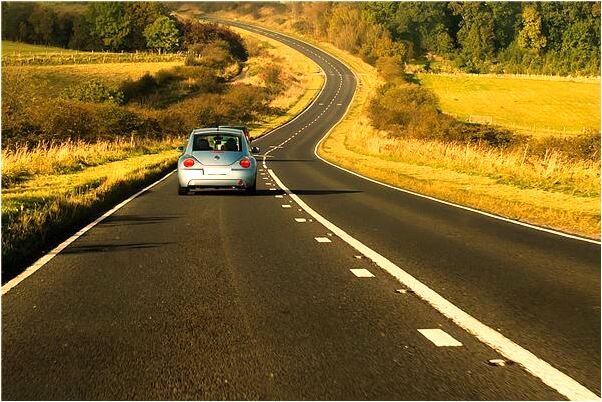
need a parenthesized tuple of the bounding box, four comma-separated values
(309, 51, 599, 245)
(1, 170, 177, 296)
(267, 168, 598, 401)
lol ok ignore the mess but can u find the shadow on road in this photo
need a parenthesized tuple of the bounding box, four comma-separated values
(187, 189, 362, 197)
(101, 215, 181, 226)
(264, 159, 316, 162)
(62, 242, 174, 255)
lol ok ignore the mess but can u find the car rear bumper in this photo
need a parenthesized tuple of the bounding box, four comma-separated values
(178, 168, 255, 188)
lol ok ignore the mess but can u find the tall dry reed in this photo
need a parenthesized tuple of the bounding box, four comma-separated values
(346, 127, 600, 197)
(2, 137, 183, 187)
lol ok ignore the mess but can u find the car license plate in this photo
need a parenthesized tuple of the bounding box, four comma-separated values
(205, 167, 230, 175)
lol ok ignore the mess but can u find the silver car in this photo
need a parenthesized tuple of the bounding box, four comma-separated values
(177, 127, 260, 195)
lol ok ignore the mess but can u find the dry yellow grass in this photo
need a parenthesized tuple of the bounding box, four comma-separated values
(3, 62, 182, 91)
(1, 137, 181, 186)
(419, 73, 601, 137)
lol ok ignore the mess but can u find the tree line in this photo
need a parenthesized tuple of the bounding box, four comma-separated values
(200, 1, 600, 76)
(1, 2, 246, 59)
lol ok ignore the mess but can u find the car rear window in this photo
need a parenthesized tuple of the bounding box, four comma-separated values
(192, 134, 241, 152)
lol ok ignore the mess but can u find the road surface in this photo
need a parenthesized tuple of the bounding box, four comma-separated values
(2, 21, 599, 400)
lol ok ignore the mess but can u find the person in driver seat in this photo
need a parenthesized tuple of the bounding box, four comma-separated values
(224, 137, 239, 152)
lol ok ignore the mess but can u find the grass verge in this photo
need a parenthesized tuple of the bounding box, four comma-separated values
(2, 149, 178, 283)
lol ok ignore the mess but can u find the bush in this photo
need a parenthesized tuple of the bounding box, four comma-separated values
(368, 81, 439, 131)
(61, 80, 124, 105)
(529, 131, 601, 162)
(180, 21, 248, 62)
(184, 52, 201, 66)
(37, 99, 98, 141)
(120, 73, 158, 102)
(94, 104, 160, 138)
(375, 56, 405, 81)
(260, 63, 285, 94)
(368, 79, 528, 148)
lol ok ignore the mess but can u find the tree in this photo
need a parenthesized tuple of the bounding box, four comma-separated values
(1, 3, 35, 42)
(87, 2, 130, 51)
(54, 12, 75, 48)
(490, 2, 521, 50)
(451, 2, 496, 70)
(123, 2, 171, 50)
(27, 6, 57, 45)
(518, 5, 547, 53)
(144, 16, 179, 53)
(69, 14, 98, 51)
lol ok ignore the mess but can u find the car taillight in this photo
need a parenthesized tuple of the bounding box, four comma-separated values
(239, 157, 251, 168)
(183, 158, 195, 168)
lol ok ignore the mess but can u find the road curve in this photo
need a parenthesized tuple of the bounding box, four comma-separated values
(2, 21, 599, 400)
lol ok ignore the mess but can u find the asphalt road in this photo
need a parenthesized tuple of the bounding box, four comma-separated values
(2, 22, 600, 400)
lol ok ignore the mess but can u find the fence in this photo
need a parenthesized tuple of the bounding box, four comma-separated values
(2, 51, 186, 66)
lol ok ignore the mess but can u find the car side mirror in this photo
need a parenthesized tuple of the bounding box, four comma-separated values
(251, 146, 260, 154)
(177, 145, 184, 152)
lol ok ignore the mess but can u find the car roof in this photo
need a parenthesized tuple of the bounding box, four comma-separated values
(218, 125, 247, 130)
(191, 127, 243, 136)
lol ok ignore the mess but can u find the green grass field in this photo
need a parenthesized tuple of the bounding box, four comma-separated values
(2, 40, 76, 54)
(418, 74, 601, 136)
(2, 41, 183, 66)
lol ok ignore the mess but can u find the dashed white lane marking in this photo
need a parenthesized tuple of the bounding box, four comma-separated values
(275, 195, 284, 198)
(281, 204, 291, 208)
(294, 218, 307, 222)
(266, 169, 598, 401)
(314, 237, 331, 243)
(418, 329, 463, 347)
(2, 170, 177, 295)
(350, 268, 375, 278)
(246, 30, 589, 396)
